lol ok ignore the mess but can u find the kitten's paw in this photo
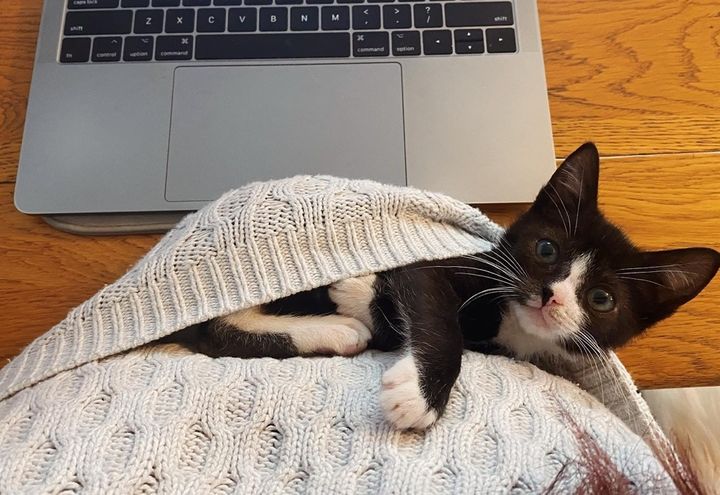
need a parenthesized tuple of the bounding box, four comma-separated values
(329, 275, 377, 329)
(380, 355, 438, 430)
(302, 316, 371, 356)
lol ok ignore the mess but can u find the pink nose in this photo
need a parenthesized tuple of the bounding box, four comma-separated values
(542, 287, 564, 307)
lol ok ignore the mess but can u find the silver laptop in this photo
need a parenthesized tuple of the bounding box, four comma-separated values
(15, 0, 554, 217)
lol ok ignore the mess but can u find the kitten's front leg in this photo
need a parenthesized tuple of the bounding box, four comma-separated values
(378, 270, 463, 430)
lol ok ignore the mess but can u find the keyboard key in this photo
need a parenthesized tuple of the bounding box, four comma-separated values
(321, 6, 349, 30)
(64, 11, 132, 36)
(183, 0, 211, 5)
(92, 36, 122, 62)
(383, 5, 411, 29)
(391, 30, 420, 56)
(156, 35, 193, 60)
(486, 27, 516, 53)
(152, 0, 180, 6)
(214, 0, 244, 4)
(445, 2, 513, 28)
(123, 36, 154, 61)
(455, 40, 483, 54)
(228, 8, 257, 31)
(338, 0, 363, 5)
(197, 8, 226, 32)
(68, 0, 120, 9)
(134, 10, 163, 33)
(166, 9, 195, 33)
(59, 37, 91, 63)
(308, 0, 333, 4)
(422, 29, 451, 55)
(454, 28, 483, 42)
(277, 0, 303, 5)
(122, 0, 150, 6)
(413, 4, 442, 28)
(352, 6, 380, 30)
(246, 0, 272, 6)
(259, 8, 288, 31)
(353, 32, 388, 57)
(291, 8, 319, 31)
(196, 33, 350, 59)
(368, 0, 393, 3)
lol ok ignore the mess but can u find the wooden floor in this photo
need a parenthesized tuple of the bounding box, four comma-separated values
(1, 1, 719, 388)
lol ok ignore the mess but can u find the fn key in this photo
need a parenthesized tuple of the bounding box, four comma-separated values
(60, 38, 91, 63)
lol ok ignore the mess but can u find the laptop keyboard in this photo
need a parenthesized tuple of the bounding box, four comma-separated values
(60, 0, 516, 63)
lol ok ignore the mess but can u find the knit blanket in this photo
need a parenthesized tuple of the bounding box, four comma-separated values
(0, 176, 675, 493)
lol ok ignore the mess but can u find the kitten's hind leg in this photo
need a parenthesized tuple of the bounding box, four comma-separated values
(329, 275, 377, 330)
(200, 307, 372, 358)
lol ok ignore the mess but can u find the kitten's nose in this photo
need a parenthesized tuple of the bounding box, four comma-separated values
(541, 287, 554, 306)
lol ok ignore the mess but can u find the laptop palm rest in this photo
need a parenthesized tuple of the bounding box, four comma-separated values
(165, 64, 407, 202)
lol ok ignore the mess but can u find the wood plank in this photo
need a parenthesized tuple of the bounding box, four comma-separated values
(540, 0, 720, 156)
(1, 151, 718, 388)
(3, 0, 720, 183)
(0, 2, 41, 183)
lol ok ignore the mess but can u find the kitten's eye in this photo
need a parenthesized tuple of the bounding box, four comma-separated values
(587, 288, 615, 312)
(535, 239, 558, 264)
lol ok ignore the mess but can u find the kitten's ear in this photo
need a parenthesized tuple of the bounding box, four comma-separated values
(531, 142, 600, 216)
(627, 247, 720, 324)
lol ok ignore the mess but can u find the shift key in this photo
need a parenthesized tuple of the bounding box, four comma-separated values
(64, 11, 133, 35)
(445, 2, 513, 28)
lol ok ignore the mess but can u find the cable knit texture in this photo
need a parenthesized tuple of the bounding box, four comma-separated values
(0, 176, 674, 493)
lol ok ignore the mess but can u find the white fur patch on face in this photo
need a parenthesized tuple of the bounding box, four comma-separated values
(502, 254, 591, 353)
(221, 308, 371, 356)
(380, 354, 438, 430)
(329, 274, 377, 330)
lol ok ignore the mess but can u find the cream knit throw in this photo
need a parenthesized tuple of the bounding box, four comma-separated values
(0, 176, 674, 493)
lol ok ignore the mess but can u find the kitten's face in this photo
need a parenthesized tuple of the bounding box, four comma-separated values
(499, 143, 719, 354)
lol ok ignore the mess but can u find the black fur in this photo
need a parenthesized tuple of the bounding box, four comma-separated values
(170, 143, 720, 424)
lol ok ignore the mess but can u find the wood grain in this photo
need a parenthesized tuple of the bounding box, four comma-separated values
(540, 0, 720, 156)
(0, 1, 719, 388)
(0, 3, 41, 183)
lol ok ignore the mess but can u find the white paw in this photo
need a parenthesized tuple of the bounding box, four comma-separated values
(292, 316, 372, 356)
(380, 355, 438, 430)
(329, 275, 377, 330)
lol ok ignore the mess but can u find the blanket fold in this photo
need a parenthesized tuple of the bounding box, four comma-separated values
(0, 176, 675, 493)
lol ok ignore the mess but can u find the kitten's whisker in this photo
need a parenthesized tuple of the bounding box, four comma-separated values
(616, 269, 695, 275)
(498, 245, 529, 279)
(574, 174, 583, 237)
(459, 259, 522, 289)
(484, 250, 520, 281)
(616, 263, 682, 273)
(454, 272, 519, 286)
(459, 287, 516, 311)
(408, 264, 518, 286)
(548, 183, 572, 238)
(463, 255, 523, 283)
(491, 244, 528, 279)
(617, 276, 671, 289)
(543, 188, 570, 237)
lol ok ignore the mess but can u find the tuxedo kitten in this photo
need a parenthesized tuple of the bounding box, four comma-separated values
(174, 143, 720, 430)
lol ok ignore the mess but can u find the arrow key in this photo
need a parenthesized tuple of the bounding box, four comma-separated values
(423, 29, 452, 55)
(454, 28, 483, 43)
(92, 36, 122, 62)
(455, 40, 484, 54)
(383, 5, 411, 29)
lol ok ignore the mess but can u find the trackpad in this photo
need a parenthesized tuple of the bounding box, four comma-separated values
(166, 64, 406, 202)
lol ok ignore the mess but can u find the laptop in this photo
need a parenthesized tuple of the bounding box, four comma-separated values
(15, 0, 554, 222)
